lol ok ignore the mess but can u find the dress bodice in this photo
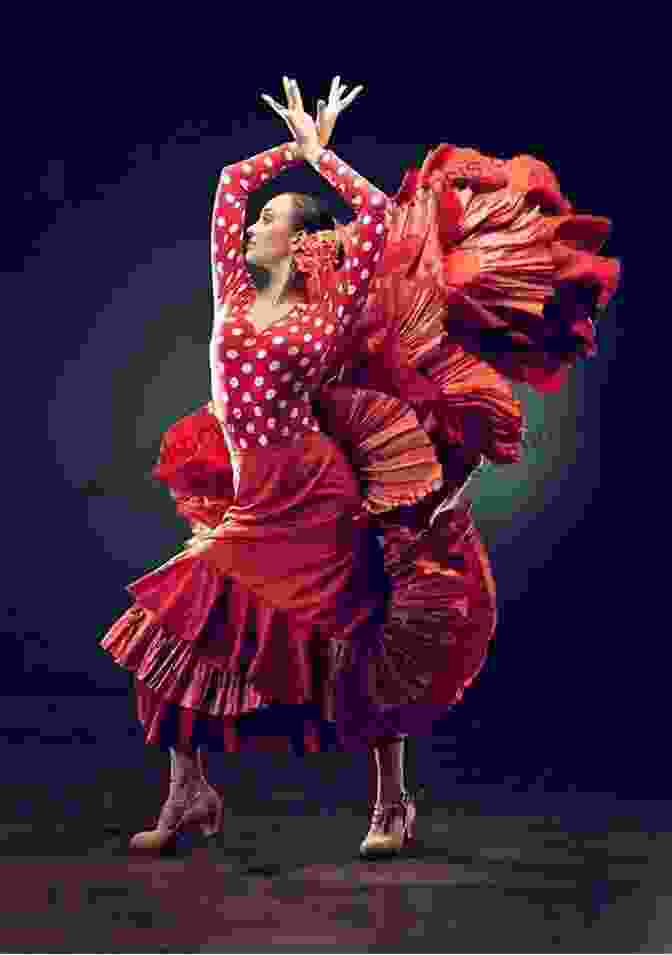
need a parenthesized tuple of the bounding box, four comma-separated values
(209, 141, 389, 450)
(209, 294, 333, 449)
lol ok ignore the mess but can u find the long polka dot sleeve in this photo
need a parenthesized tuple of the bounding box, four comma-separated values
(210, 141, 304, 309)
(209, 145, 389, 451)
(309, 148, 388, 329)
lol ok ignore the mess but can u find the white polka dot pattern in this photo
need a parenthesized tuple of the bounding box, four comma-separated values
(209, 142, 389, 449)
(211, 142, 302, 311)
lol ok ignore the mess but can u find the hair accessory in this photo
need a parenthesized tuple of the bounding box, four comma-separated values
(293, 229, 342, 299)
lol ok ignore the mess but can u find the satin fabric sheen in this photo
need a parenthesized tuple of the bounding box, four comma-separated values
(126, 432, 383, 648)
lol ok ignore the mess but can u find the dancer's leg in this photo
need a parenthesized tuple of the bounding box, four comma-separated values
(359, 735, 414, 856)
(169, 743, 209, 788)
(129, 742, 221, 851)
(372, 735, 408, 804)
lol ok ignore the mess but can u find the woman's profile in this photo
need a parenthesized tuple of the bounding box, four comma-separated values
(101, 76, 621, 857)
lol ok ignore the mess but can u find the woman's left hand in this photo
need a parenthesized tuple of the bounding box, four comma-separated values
(261, 77, 321, 162)
(316, 75, 364, 147)
(184, 526, 224, 556)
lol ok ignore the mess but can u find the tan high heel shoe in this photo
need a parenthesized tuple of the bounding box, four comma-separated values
(359, 788, 423, 858)
(129, 778, 224, 853)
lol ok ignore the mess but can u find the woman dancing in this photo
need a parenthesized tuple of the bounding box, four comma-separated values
(102, 76, 621, 856)
(106, 76, 435, 854)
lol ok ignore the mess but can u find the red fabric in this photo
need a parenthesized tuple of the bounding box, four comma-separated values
(377, 499, 497, 711)
(293, 230, 341, 303)
(100, 395, 488, 750)
(127, 387, 442, 649)
(100, 139, 621, 753)
(344, 141, 621, 405)
(336, 284, 524, 466)
(102, 498, 494, 753)
(210, 142, 388, 452)
(102, 580, 317, 715)
(128, 431, 380, 646)
(133, 677, 326, 754)
(151, 404, 234, 508)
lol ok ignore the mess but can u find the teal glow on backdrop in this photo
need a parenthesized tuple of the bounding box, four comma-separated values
(467, 376, 582, 535)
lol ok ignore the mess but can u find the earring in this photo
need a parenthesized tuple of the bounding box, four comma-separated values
(287, 257, 297, 291)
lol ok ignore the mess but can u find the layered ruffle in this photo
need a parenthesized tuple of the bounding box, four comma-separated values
(153, 388, 442, 525)
(101, 141, 620, 752)
(101, 604, 275, 717)
(123, 387, 441, 650)
(327, 284, 524, 492)
(335, 141, 621, 402)
(102, 564, 326, 714)
(151, 403, 234, 528)
(312, 386, 442, 513)
(336, 499, 496, 714)
(102, 498, 493, 752)
(103, 393, 492, 749)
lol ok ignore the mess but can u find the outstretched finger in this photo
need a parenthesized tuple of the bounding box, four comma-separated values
(282, 76, 294, 108)
(340, 84, 364, 109)
(290, 78, 305, 112)
(261, 94, 297, 141)
(329, 75, 341, 104)
(260, 93, 286, 117)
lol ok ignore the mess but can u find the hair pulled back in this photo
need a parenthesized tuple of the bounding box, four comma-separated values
(288, 193, 345, 271)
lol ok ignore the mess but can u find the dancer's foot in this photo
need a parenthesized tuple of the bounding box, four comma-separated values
(359, 790, 417, 857)
(129, 778, 223, 853)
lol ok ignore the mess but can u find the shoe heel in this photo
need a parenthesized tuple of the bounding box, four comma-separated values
(403, 784, 425, 845)
(404, 804, 416, 844)
(199, 797, 223, 838)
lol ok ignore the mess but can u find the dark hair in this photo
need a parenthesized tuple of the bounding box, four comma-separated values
(288, 193, 345, 271)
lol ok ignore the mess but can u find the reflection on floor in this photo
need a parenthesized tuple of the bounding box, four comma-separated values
(0, 695, 667, 953)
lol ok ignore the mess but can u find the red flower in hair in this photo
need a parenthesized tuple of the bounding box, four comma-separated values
(293, 230, 341, 299)
(294, 230, 340, 274)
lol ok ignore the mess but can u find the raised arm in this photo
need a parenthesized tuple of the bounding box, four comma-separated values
(259, 77, 389, 323)
(210, 142, 304, 308)
(305, 146, 389, 323)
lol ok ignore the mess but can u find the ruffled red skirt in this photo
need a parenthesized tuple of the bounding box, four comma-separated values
(101, 140, 620, 754)
(125, 432, 382, 647)
(102, 500, 494, 755)
(101, 393, 494, 754)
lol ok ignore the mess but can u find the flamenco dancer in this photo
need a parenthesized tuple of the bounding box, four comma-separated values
(101, 76, 621, 857)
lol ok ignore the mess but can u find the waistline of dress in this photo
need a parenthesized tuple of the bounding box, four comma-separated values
(224, 429, 330, 458)
(208, 402, 329, 458)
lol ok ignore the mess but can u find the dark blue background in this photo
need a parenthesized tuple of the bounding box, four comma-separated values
(6, 38, 643, 805)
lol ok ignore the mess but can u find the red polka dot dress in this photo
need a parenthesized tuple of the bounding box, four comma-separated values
(208, 141, 386, 456)
(102, 137, 620, 758)
(127, 141, 391, 647)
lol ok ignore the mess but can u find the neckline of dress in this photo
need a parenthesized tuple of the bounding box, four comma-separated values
(242, 289, 308, 337)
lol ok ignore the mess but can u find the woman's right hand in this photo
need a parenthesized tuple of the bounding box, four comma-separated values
(261, 77, 321, 161)
(316, 75, 365, 147)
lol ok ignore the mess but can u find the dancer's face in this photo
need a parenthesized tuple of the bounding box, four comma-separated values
(245, 194, 300, 269)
